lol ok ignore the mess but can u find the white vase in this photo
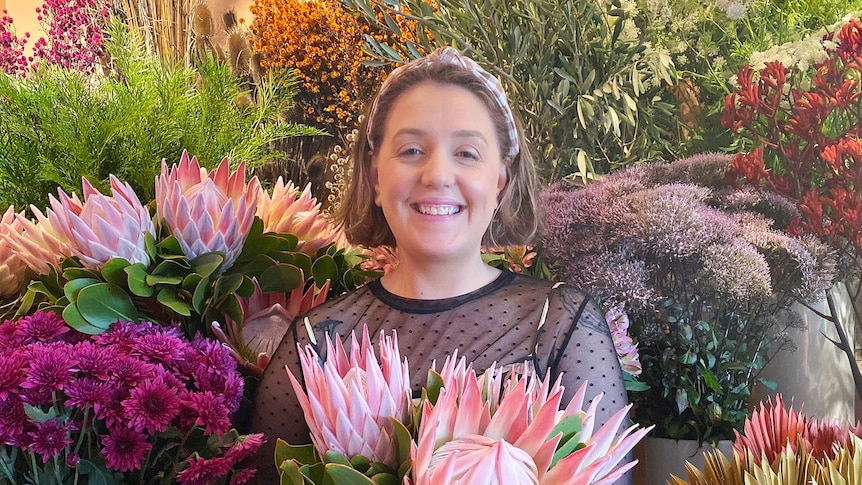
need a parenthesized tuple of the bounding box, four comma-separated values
(751, 282, 856, 423)
(634, 437, 732, 485)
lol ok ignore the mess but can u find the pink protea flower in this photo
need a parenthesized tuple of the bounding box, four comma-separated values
(2, 205, 72, 275)
(155, 151, 260, 272)
(100, 426, 151, 472)
(256, 179, 339, 255)
(211, 277, 330, 376)
(48, 175, 155, 270)
(286, 326, 412, 468)
(0, 206, 28, 297)
(410, 357, 651, 485)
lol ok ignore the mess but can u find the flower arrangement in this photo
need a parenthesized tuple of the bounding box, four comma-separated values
(249, 0, 424, 138)
(541, 152, 836, 443)
(670, 395, 862, 484)
(0, 150, 364, 376)
(723, 13, 862, 398)
(0, 311, 264, 484)
(275, 326, 650, 484)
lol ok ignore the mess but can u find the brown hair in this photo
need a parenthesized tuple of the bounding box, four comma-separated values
(336, 58, 543, 249)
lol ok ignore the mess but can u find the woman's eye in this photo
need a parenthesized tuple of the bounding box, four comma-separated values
(399, 147, 422, 156)
(456, 150, 480, 160)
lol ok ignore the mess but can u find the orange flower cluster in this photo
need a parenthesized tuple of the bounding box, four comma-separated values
(250, 0, 426, 138)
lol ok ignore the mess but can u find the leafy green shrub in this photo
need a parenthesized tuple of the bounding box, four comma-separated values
(341, 0, 679, 182)
(0, 20, 321, 210)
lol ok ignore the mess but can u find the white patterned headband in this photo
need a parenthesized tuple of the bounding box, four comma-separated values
(366, 47, 520, 159)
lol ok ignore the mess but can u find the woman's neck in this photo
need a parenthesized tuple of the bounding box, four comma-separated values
(380, 254, 501, 300)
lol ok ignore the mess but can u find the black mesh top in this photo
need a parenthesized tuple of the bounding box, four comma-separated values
(247, 271, 631, 483)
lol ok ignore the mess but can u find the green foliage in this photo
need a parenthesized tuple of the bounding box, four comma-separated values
(341, 0, 679, 182)
(0, 18, 322, 211)
(17, 216, 365, 339)
(276, 440, 401, 485)
(633, 0, 862, 154)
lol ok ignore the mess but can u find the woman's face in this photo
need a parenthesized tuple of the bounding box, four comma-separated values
(371, 82, 507, 264)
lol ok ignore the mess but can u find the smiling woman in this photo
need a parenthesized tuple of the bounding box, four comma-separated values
(247, 47, 633, 484)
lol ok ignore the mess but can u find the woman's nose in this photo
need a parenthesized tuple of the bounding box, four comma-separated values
(420, 150, 455, 187)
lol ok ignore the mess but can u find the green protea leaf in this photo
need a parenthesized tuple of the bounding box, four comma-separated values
(63, 278, 101, 303)
(125, 263, 154, 297)
(62, 303, 107, 335)
(75, 282, 138, 328)
(324, 463, 377, 485)
(101, 258, 132, 286)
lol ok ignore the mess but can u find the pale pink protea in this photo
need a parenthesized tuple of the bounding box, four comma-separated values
(211, 277, 330, 376)
(0, 206, 29, 297)
(2, 206, 72, 275)
(605, 307, 642, 376)
(47, 177, 155, 270)
(410, 357, 651, 485)
(286, 326, 411, 468)
(155, 151, 260, 271)
(256, 178, 339, 255)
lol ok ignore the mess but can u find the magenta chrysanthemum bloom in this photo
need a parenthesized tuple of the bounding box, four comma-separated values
(66, 452, 81, 467)
(184, 390, 231, 436)
(21, 343, 76, 394)
(65, 377, 110, 414)
(224, 433, 265, 465)
(192, 335, 238, 378)
(73, 341, 113, 380)
(0, 350, 26, 399)
(96, 382, 128, 429)
(28, 418, 75, 463)
(229, 467, 257, 485)
(94, 321, 145, 353)
(0, 394, 27, 443)
(101, 426, 151, 472)
(131, 332, 186, 365)
(13, 311, 68, 344)
(110, 356, 156, 388)
(176, 455, 233, 485)
(123, 375, 180, 434)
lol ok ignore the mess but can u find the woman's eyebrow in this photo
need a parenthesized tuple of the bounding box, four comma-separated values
(452, 130, 487, 143)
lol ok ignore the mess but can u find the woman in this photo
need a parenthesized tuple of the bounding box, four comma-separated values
(248, 47, 630, 482)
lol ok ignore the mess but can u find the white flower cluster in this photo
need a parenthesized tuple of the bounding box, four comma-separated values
(747, 11, 862, 72)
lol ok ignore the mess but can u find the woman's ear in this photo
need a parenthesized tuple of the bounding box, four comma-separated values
(497, 157, 510, 199)
(371, 150, 382, 207)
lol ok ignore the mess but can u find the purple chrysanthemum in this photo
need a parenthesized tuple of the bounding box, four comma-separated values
(65, 376, 110, 414)
(95, 382, 127, 429)
(73, 341, 113, 380)
(0, 350, 26, 399)
(28, 418, 75, 463)
(131, 332, 186, 365)
(184, 391, 231, 436)
(94, 321, 142, 353)
(192, 336, 237, 378)
(101, 426, 151, 472)
(122, 374, 180, 434)
(229, 467, 257, 485)
(176, 455, 232, 485)
(111, 355, 155, 387)
(225, 433, 265, 465)
(21, 343, 76, 395)
(0, 394, 27, 443)
(13, 311, 68, 344)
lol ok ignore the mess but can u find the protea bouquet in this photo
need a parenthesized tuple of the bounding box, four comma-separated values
(670, 395, 862, 485)
(275, 326, 650, 484)
(0, 310, 264, 484)
(0, 150, 365, 375)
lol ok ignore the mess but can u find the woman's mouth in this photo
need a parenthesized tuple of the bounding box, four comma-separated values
(412, 204, 463, 216)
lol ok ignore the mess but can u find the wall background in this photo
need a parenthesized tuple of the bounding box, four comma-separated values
(3, 0, 254, 56)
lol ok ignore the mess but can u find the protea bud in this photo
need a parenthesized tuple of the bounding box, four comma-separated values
(0, 206, 28, 297)
(211, 277, 330, 377)
(48, 176, 155, 270)
(2, 206, 72, 275)
(256, 179, 339, 255)
(155, 151, 260, 271)
(286, 327, 411, 468)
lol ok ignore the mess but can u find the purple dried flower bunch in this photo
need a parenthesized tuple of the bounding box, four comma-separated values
(542, 152, 837, 443)
(543, 152, 835, 313)
(0, 0, 109, 76)
(0, 311, 263, 485)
